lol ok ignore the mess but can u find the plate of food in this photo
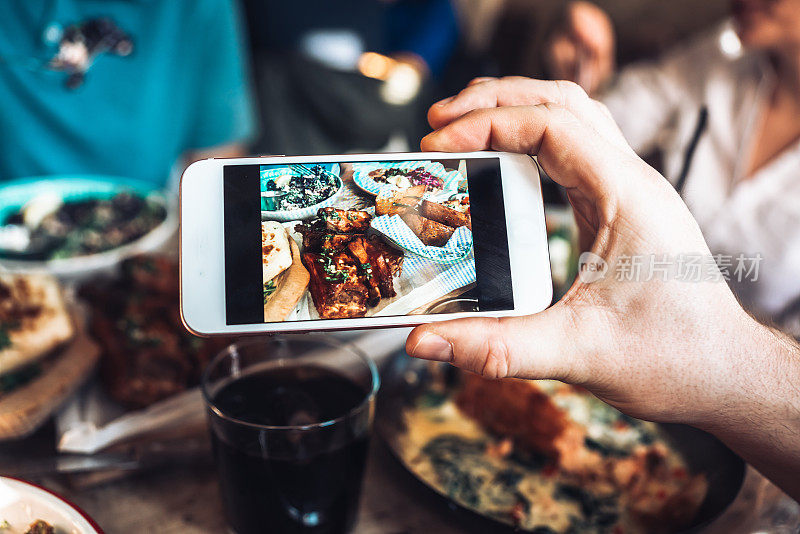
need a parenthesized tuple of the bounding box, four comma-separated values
(260, 163, 343, 222)
(371, 185, 473, 262)
(294, 207, 406, 319)
(0, 273, 100, 440)
(0, 176, 175, 282)
(376, 355, 745, 534)
(248, 158, 481, 323)
(352, 160, 464, 197)
(78, 255, 233, 409)
(0, 477, 103, 533)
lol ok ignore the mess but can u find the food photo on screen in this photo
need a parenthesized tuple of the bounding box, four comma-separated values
(256, 159, 477, 322)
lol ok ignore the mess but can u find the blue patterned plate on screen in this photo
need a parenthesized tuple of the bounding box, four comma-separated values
(371, 214, 473, 264)
(352, 160, 463, 197)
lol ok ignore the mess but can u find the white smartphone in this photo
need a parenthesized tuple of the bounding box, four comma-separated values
(180, 151, 551, 335)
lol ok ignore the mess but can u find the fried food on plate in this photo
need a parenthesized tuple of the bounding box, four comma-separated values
(0, 273, 73, 377)
(455, 374, 708, 529)
(376, 185, 471, 247)
(296, 209, 403, 319)
(400, 211, 455, 247)
(375, 185, 426, 216)
(418, 199, 471, 230)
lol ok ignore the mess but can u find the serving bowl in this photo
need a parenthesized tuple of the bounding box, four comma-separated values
(0, 175, 176, 283)
(260, 163, 343, 222)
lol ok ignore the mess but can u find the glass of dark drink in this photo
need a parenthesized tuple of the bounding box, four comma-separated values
(202, 336, 379, 534)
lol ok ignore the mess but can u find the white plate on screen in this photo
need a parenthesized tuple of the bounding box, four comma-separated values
(0, 477, 102, 533)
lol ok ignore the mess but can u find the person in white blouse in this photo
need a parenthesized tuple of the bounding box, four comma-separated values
(547, 0, 800, 336)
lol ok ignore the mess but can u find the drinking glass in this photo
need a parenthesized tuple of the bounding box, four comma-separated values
(202, 336, 379, 534)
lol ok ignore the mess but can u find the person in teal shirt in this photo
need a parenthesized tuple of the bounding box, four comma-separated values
(0, 0, 256, 188)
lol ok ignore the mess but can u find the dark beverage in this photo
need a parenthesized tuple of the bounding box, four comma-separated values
(209, 365, 371, 534)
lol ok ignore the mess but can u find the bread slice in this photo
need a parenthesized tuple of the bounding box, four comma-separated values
(263, 233, 310, 322)
(0, 274, 74, 377)
(262, 221, 293, 283)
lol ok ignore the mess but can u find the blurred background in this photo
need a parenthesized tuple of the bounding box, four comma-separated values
(240, 0, 728, 156)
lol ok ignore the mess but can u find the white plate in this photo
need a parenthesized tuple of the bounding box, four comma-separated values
(0, 477, 102, 533)
(260, 164, 343, 222)
(0, 176, 177, 284)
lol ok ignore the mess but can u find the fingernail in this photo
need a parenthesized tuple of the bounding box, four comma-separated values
(411, 334, 453, 362)
(435, 96, 455, 106)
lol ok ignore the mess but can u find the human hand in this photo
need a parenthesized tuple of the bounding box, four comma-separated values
(408, 78, 764, 429)
(546, 1, 615, 95)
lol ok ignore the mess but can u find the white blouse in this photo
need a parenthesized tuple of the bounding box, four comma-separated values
(602, 22, 800, 336)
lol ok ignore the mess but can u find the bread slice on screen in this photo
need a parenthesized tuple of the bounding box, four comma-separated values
(262, 223, 309, 322)
(262, 221, 293, 283)
(0, 273, 74, 377)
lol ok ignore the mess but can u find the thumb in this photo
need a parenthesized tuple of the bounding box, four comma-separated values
(405, 303, 586, 382)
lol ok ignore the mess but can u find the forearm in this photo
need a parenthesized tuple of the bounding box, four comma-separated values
(698, 318, 800, 500)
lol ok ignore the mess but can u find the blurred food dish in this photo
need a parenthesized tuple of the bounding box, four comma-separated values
(0, 477, 102, 533)
(0, 273, 99, 440)
(0, 274, 73, 378)
(260, 164, 342, 221)
(79, 255, 233, 409)
(0, 176, 176, 282)
(378, 356, 745, 534)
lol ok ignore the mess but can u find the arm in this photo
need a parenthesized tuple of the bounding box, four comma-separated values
(183, 0, 256, 159)
(703, 321, 800, 499)
(412, 77, 800, 501)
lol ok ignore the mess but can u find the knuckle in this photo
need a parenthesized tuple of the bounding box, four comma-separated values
(554, 79, 587, 104)
(542, 102, 577, 123)
(594, 100, 613, 119)
(480, 332, 512, 379)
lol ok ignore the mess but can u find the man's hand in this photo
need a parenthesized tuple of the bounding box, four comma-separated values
(546, 1, 615, 95)
(408, 79, 800, 503)
(411, 77, 750, 425)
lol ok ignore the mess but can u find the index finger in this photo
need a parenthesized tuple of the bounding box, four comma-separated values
(422, 103, 629, 198)
(428, 78, 631, 153)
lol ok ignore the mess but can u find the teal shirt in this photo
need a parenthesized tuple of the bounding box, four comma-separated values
(0, 0, 256, 188)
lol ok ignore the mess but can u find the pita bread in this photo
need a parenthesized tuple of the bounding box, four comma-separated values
(0, 274, 74, 377)
(264, 234, 310, 322)
(262, 221, 293, 283)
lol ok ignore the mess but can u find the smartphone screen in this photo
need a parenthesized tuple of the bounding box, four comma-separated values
(222, 158, 514, 325)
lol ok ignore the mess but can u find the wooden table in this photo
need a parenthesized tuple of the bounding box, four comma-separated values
(43, 439, 482, 534)
(17, 433, 796, 534)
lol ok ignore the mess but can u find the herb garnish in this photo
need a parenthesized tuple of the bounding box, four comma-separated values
(359, 262, 373, 280)
(264, 280, 277, 303)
